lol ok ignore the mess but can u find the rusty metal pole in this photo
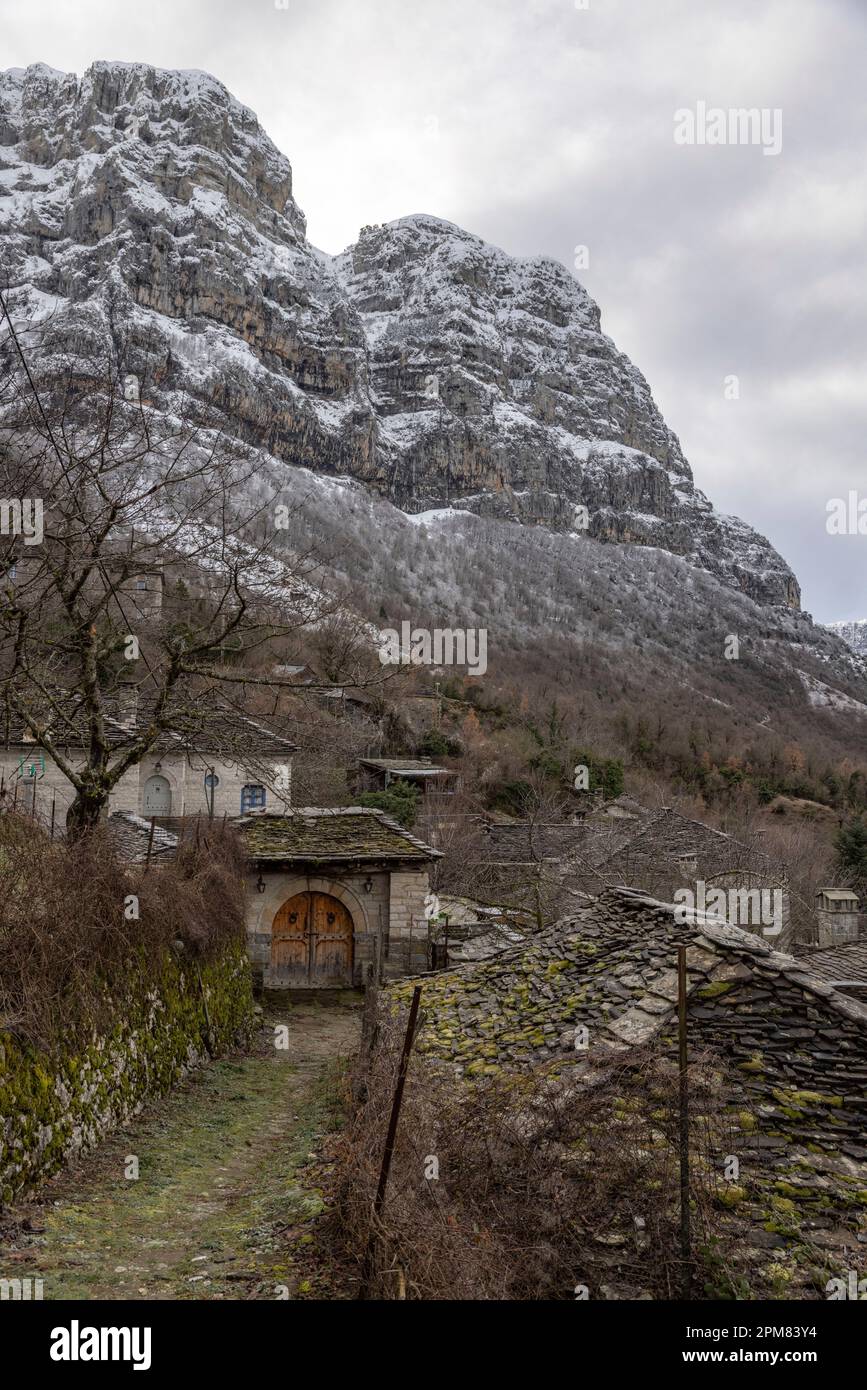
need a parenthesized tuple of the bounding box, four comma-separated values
(677, 944, 691, 1297)
(358, 983, 423, 1299)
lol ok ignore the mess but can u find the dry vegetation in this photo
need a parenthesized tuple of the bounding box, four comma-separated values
(0, 811, 247, 1053)
(336, 1001, 741, 1301)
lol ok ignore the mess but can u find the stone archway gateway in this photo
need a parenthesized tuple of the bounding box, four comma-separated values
(271, 891, 354, 986)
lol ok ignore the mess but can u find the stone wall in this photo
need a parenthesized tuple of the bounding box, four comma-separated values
(0, 752, 139, 825)
(816, 907, 861, 948)
(0, 941, 253, 1204)
(0, 748, 292, 825)
(387, 870, 433, 976)
(161, 752, 291, 820)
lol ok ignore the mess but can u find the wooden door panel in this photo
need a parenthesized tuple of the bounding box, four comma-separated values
(271, 892, 353, 985)
(313, 928, 351, 980)
(311, 895, 353, 982)
(271, 894, 311, 981)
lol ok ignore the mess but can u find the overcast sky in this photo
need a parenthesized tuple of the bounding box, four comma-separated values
(3, 0, 865, 622)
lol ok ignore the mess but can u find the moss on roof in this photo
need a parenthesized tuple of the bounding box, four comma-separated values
(386, 887, 867, 1295)
(238, 808, 439, 863)
(390, 890, 677, 1072)
(389, 886, 867, 1076)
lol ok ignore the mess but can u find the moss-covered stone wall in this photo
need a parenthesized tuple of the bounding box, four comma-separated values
(0, 941, 253, 1204)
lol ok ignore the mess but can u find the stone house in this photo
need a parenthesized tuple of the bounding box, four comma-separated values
(561, 807, 793, 949)
(391, 884, 867, 1299)
(0, 695, 297, 825)
(105, 805, 441, 991)
(239, 808, 440, 990)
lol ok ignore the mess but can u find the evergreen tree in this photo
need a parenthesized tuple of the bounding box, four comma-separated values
(359, 778, 420, 828)
(834, 817, 867, 887)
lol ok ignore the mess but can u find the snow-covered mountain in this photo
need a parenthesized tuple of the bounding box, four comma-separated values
(0, 60, 801, 609)
(826, 620, 867, 658)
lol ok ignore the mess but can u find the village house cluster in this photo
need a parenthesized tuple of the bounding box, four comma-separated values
(2, 691, 863, 998)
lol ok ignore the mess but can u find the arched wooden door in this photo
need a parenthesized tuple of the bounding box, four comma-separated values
(143, 774, 172, 815)
(271, 891, 354, 986)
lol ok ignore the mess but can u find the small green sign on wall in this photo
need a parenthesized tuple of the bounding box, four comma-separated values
(17, 753, 45, 779)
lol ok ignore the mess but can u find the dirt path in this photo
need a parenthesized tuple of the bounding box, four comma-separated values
(1, 999, 361, 1300)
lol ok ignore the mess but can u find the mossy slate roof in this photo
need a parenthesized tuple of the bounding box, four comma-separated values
(389, 885, 867, 1296)
(390, 885, 867, 1076)
(238, 807, 440, 863)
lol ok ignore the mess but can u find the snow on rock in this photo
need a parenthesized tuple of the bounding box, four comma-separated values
(825, 620, 867, 658)
(797, 670, 867, 717)
(0, 60, 800, 609)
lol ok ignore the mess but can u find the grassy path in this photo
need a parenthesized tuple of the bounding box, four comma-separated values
(1, 1000, 361, 1300)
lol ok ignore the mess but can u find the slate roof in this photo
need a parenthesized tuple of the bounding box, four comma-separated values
(106, 811, 179, 863)
(563, 807, 785, 885)
(797, 940, 867, 996)
(388, 886, 867, 1300)
(475, 822, 590, 864)
(360, 758, 452, 777)
(392, 885, 865, 1073)
(237, 807, 441, 863)
(272, 663, 315, 682)
(2, 696, 298, 758)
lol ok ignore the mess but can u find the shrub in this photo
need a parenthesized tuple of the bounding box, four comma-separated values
(416, 729, 460, 758)
(336, 1004, 737, 1300)
(359, 779, 419, 828)
(834, 816, 867, 889)
(0, 813, 247, 1053)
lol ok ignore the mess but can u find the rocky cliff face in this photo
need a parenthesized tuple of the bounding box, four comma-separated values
(826, 620, 867, 657)
(0, 60, 800, 608)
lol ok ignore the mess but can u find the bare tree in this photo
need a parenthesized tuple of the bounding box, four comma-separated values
(0, 295, 389, 835)
(436, 779, 579, 931)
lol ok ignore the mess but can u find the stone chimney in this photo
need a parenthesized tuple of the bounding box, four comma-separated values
(815, 888, 861, 947)
(114, 684, 139, 733)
